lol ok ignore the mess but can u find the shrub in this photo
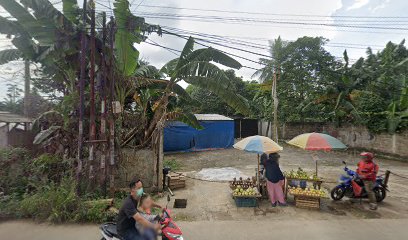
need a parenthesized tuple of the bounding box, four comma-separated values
(20, 177, 80, 222)
(30, 153, 71, 185)
(76, 200, 117, 223)
(0, 148, 31, 196)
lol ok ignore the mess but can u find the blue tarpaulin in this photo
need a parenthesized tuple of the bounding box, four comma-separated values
(164, 120, 235, 152)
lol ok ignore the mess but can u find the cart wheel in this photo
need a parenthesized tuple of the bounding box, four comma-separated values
(331, 186, 345, 201)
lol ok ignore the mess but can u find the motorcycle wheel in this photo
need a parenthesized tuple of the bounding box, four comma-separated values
(331, 186, 345, 201)
(374, 187, 386, 202)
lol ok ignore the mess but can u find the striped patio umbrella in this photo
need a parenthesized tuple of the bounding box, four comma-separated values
(234, 135, 283, 187)
(287, 132, 347, 151)
(288, 132, 346, 176)
(233, 135, 283, 154)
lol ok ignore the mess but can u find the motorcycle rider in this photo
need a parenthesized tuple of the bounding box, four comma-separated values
(356, 152, 379, 210)
(117, 177, 163, 240)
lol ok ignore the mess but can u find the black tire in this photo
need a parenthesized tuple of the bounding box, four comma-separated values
(331, 186, 345, 201)
(374, 186, 386, 202)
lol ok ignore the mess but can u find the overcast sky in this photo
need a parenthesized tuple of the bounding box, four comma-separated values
(0, 0, 407, 99)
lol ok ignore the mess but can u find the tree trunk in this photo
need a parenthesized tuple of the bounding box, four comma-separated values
(265, 121, 270, 137)
(24, 59, 30, 117)
(271, 71, 279, 143)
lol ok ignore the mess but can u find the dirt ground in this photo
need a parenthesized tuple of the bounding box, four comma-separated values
(161, 144, 408, 222)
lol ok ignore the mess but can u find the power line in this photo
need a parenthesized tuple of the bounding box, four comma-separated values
(135, 4, 408, 19)
(133, 13, 408, 31)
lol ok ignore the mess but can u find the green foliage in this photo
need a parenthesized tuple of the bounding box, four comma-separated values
(76, 200, 117, 223)
(20, 177, 79, 222)
(354, 91, 387, 132)
(30, 153, 72, 184)
(162, 37, 250, 115)
(0, 49, 23, 64)
(163, 158, 182, 171)
(62, 0, 79, 24)
(0, 148, 31, 196)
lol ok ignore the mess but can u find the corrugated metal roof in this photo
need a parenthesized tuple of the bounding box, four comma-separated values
(0, 112, 32, 123)
(194, 114, 233, 121)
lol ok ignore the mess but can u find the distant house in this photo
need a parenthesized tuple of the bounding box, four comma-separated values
(164, 114, 235, 152)
(0, 112, 34, 149)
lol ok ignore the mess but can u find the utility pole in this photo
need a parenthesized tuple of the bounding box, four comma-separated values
(77, 0, 88, 194)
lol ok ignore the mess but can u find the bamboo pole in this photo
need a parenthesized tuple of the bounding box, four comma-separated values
(77, 0, 88, 194)
(108, 16, 116, 197)
(100, 12, 108, 196)
(89, 0, 96, 170)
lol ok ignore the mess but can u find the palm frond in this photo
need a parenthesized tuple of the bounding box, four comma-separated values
(0, 16, 23, 36)
(159, 58, 179, 76)
(134, 64, 160, 78)
(175, 36, 195, 70)
(114, 0, 144, 76)
(62, 0, 79, 24)
(187, 48, 242, 69)
(166, 110, 203, 130)
(0, 49, 23, 65)
(185, 76, 251, 115)
(177, 61, 231, 87)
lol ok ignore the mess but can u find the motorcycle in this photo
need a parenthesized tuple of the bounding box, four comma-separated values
(100, 195, 184, 240)
(331, 161, 387, 202)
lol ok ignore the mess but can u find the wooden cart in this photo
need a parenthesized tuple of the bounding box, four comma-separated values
(284, 177, 323, 199)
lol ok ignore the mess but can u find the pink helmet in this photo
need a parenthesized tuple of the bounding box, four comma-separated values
(360, 152, 374, 161)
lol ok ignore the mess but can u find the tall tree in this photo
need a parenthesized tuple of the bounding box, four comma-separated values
(252, 36, 287, 141)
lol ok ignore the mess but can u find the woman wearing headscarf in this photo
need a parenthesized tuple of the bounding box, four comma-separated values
(263, 152, 286, 207)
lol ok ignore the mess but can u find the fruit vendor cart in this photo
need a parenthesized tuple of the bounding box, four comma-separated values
(283, 168, 323, 199)
(284, 169, 326, 209)
(230, 177, 262, 207)
(285, 132, 346, 209)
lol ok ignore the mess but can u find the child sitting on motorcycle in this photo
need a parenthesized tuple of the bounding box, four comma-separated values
(357, 152, 379, 210)
(136, 194, 161, 240)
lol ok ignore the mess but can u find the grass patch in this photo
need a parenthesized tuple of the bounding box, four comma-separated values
(163, 158, 182, 171)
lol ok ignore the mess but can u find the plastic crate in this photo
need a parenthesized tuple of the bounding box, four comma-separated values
(234, 197, 257, 207)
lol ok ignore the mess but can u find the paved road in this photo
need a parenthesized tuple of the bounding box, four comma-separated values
(1, 219, 407, 240)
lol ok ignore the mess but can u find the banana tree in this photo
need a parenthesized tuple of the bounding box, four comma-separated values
(386, 76, 408, 133)
(140, 37, 250, 144)
(316, 50, 361, 124)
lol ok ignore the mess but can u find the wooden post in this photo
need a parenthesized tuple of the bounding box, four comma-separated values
(384, 170, 390, 187)
(77, 0, 88, 194)
(257, 154, 260, 188)
(89, 0, 96, 175)
(108, 16, 116, 197)
(100, 12, 108, 196)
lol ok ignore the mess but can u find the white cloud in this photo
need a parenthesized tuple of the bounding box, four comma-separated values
(347, 0, 370, 10)
(370, 0, 391, 12)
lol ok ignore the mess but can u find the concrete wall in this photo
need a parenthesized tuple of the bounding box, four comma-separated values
(117, 148, 156, 192)
(116, 130, 164, 193)
(267, 122, 408, 158)
(0, 125, 8, 147)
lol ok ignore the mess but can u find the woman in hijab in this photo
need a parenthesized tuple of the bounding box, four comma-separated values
(263, 152, 286, 207)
